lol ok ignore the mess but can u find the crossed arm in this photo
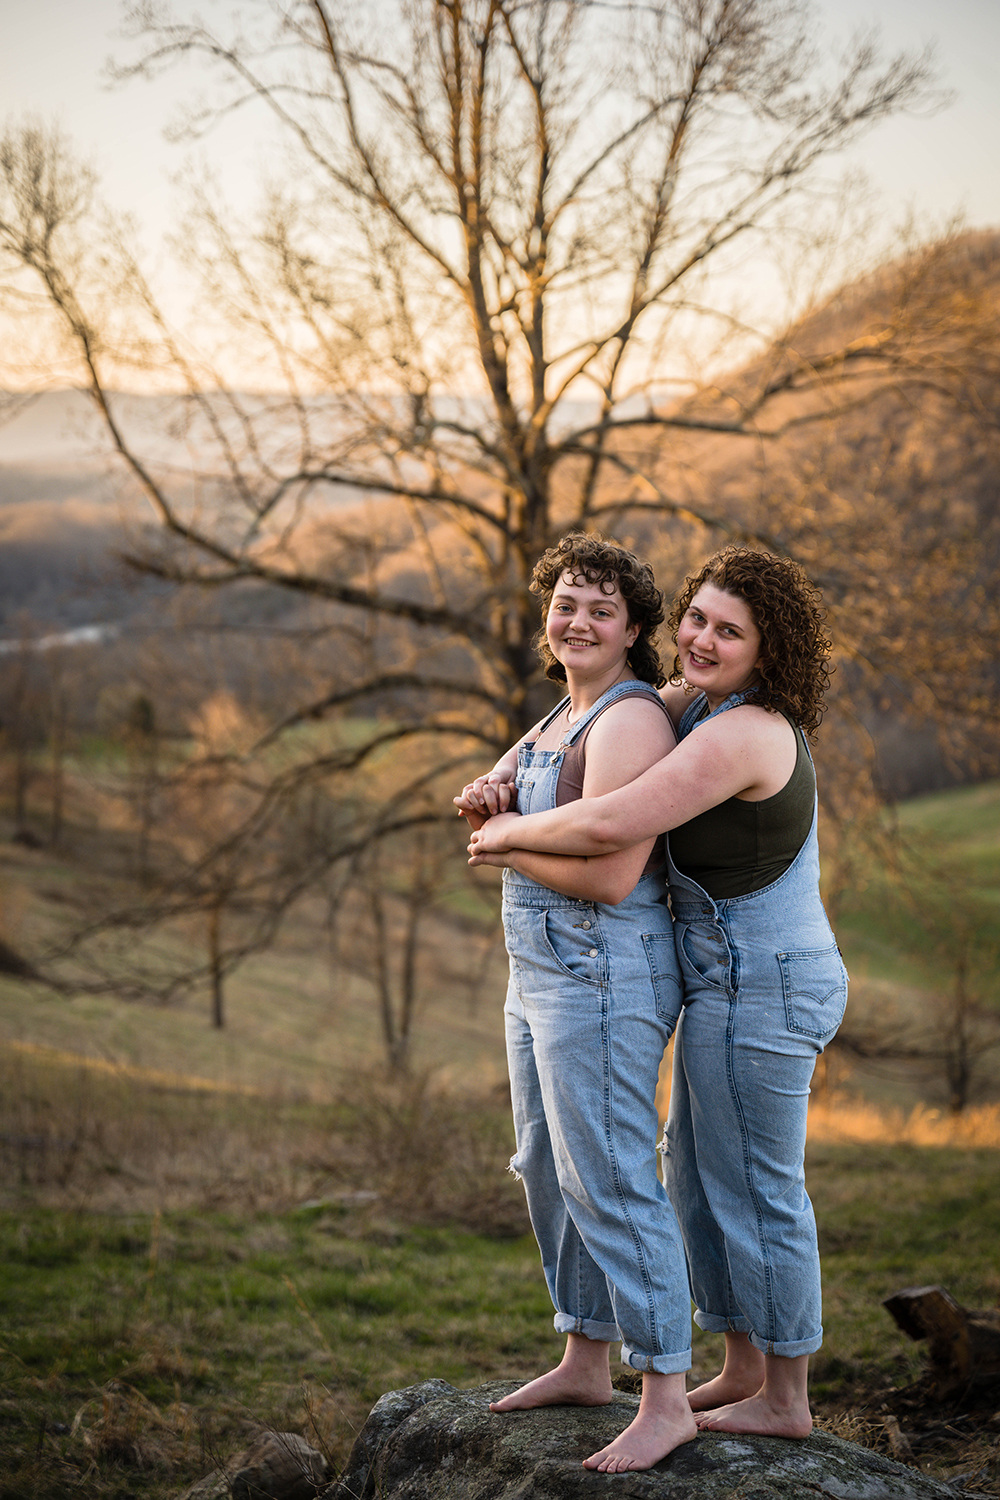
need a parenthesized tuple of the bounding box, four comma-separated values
(455, 697, 678, 905)
(465, 704, 795, 861)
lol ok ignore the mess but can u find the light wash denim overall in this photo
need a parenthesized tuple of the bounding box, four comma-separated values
(502, 679, 692, 1374)
(661, 691, 848, 1358)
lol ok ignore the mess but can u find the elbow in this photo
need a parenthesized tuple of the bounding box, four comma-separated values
(587, 810, 622, 852)
(587, 872, 634, 907)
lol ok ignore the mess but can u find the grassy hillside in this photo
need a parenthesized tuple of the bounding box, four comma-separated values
(3, 780, 1000, 1496)
(825, 780, 1000, 1113)
(834, 780, 1000, 982)
(2, 780, 1000, 1113)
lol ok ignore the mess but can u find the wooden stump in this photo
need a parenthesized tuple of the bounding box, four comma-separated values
(883, 1284, 1000, 1395)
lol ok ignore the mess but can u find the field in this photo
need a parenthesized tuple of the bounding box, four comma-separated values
(1, 781, 1000, 1497)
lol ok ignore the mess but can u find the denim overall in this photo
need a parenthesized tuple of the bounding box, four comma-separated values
(660, 691, 848, 1358)
(502, 680, 692, 1373)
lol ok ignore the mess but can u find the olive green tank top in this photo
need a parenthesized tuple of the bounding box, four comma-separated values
(668, 713, 814, 898)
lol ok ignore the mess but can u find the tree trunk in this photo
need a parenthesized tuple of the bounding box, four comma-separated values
(208, 900, 225, 1029)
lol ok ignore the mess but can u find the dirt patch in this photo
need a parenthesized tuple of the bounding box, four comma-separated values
(816, 1375, 1000, 1494)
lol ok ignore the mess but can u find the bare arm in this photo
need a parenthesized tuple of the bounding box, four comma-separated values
(468, 705, 796, 857)
(471, 844, 654, 905)
(469, 696, 677, 902)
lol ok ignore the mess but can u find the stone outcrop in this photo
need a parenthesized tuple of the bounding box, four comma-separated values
(330, 1379, 961, 1500)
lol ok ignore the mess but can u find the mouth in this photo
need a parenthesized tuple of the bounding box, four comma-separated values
(687, 651, 716, 668)
(564, 637, 597, 648)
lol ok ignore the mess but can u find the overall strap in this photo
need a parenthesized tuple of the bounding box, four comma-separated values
(560, 679, 665, 747)
(676, 690, 748, 741)
(532, 694, 572, 737)
(677, 692, 814, 768)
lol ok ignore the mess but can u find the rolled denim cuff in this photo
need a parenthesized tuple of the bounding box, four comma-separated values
(749, 1328, 824, 1358)
(553, 1312, 620, 1343)
(694, 1308, 752, 1336)
(620, 1342, 692, 1376)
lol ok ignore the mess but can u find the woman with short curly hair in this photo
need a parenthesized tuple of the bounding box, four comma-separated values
(531, 532, 667, 690)
(466, 544, 846, 1444)
(458, 532, 697, 1472)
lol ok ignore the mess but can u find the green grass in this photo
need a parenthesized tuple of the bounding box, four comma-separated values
(2, 1145, 998, 1497)
(0, 1208, 556, 1499)
(808, 1139, 1000, 1399)
(832, 780, 1000, 997)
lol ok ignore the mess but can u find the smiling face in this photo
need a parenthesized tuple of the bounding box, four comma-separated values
(676, 582, 764, 708)
(546, 571, 639, 685)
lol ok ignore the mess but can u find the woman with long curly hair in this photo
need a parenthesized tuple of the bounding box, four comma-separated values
(463, 545, 847, 1443)
(457, 533, 698, 1472)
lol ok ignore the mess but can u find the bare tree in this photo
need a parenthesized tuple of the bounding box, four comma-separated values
(2, 2, 999, 1043)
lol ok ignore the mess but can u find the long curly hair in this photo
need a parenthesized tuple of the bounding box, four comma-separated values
(666, 546, 832, 738)
(530, 533, 666, 686)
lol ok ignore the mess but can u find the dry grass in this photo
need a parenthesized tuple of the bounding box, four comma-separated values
(808, 1094, 1000, 1149)
(0, 1039, 527, 1234)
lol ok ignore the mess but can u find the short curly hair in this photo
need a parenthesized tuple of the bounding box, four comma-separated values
(666, 546, 832, 738)
(530, 533, 666, 686)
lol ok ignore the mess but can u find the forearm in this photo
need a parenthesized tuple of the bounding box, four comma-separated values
(478, 798, 634, 856)
(501, 842, 655, 905)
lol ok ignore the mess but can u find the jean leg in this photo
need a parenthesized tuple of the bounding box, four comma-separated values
(504, 977, 618, 1341)
(661, 1009, 748, 1334)
(524, 969, 691, 1373)
(678, 982, 823, 1357)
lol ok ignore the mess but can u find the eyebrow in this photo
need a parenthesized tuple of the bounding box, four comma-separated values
(690, 603, 747, 632)
(552, 590, 622, 608)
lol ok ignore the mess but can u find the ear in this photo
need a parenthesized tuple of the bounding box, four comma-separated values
(626, 622, 640, 648)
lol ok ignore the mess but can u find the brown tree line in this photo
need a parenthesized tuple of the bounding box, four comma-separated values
(1, 0, 999, 1065)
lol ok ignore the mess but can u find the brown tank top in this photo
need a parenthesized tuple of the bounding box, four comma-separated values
(553, 690, 672, 875)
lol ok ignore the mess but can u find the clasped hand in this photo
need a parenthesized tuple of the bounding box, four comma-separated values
(465, 810, 522, 863)
(453, 775, 522, 864)
(453, 771, 517, 820)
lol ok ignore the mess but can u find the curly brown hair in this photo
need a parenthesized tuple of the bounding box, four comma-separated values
(530, 533, 666, 686)
(666, 546, 832, 738)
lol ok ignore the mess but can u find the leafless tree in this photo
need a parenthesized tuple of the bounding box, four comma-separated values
(2, 2, 999, 1047)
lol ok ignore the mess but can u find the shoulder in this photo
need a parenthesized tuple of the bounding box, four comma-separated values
(587, 691, 676, 750)
(658, 682, 690, 729)
(686, 702, 797, 762)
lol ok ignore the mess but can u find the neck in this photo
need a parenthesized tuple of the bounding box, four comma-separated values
(703, 679, 755, 713)
(566, 661, 635, 719)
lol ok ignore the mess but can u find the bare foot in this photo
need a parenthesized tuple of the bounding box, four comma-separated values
(687, 1370, 763, 1412)
(694, 1391, 813, 1439)
(582, 1405, 697, 1472)
(489, 1366, 613, 1412)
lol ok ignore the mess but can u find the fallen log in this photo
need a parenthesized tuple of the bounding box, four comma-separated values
(883, 1284, 1000, 1395)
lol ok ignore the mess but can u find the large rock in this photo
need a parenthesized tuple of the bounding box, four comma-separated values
(331, 1380, 960, 1500)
